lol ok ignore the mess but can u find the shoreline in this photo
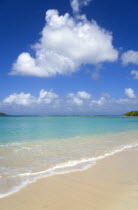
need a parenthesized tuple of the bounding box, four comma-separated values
(0, 142, 138, 199)
(0, 148, 138, 209)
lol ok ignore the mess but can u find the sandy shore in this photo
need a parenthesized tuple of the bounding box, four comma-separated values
(0, 148, 138, 210)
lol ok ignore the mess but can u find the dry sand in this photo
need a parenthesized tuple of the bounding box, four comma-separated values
(0, 148, 138, 210)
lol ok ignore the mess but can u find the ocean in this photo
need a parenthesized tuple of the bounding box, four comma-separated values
(0, 116, 138, 198)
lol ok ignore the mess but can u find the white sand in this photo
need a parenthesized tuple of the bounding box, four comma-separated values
(0, 148, 138, 210)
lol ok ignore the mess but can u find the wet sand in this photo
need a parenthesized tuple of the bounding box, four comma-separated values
(0, 148, 138, 210)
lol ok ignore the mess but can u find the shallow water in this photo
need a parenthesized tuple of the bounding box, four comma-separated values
(0, 116, 138, 197)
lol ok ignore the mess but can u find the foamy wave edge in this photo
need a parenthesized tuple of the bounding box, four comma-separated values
(0, 143, 138, 199)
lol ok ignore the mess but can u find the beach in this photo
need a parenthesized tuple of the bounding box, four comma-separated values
(0, 147, 138, 210)
(1, 0, 138, 207)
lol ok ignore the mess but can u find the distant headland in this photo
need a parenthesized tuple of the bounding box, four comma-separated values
(0, 113, 8, 116)
(124, 111, 138, 116)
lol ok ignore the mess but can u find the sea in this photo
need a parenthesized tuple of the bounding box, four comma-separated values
(0, 116, 138, 198)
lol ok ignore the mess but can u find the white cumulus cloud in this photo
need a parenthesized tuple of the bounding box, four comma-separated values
(38, 89, 59, 104)
(91, 96, 107, 105)
(1, 89, 138, 115)
(3, 90, 59, 106)
(124, 88, 136, 99)
(121, 50, 138, 65)
(67, 91, 91, 105)
(70, 0, 79, 14)
(77, 91, 91, 99)
(3, 92, 35, 106)
(10, 9, 118, 77)
(70, 0, 92, 14)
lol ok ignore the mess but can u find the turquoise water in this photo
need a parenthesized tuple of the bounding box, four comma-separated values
(0, 116, 138, 198)
(0, 116, 138, 143)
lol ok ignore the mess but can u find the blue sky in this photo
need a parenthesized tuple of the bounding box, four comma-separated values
(0, 0, 138, 115)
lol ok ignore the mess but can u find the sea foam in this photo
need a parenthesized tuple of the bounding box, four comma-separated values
(0, 143, 138, 199)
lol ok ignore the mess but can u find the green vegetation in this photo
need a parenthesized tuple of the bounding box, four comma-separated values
(124, 111, 138, 116)
(0, 113, 7, 116)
